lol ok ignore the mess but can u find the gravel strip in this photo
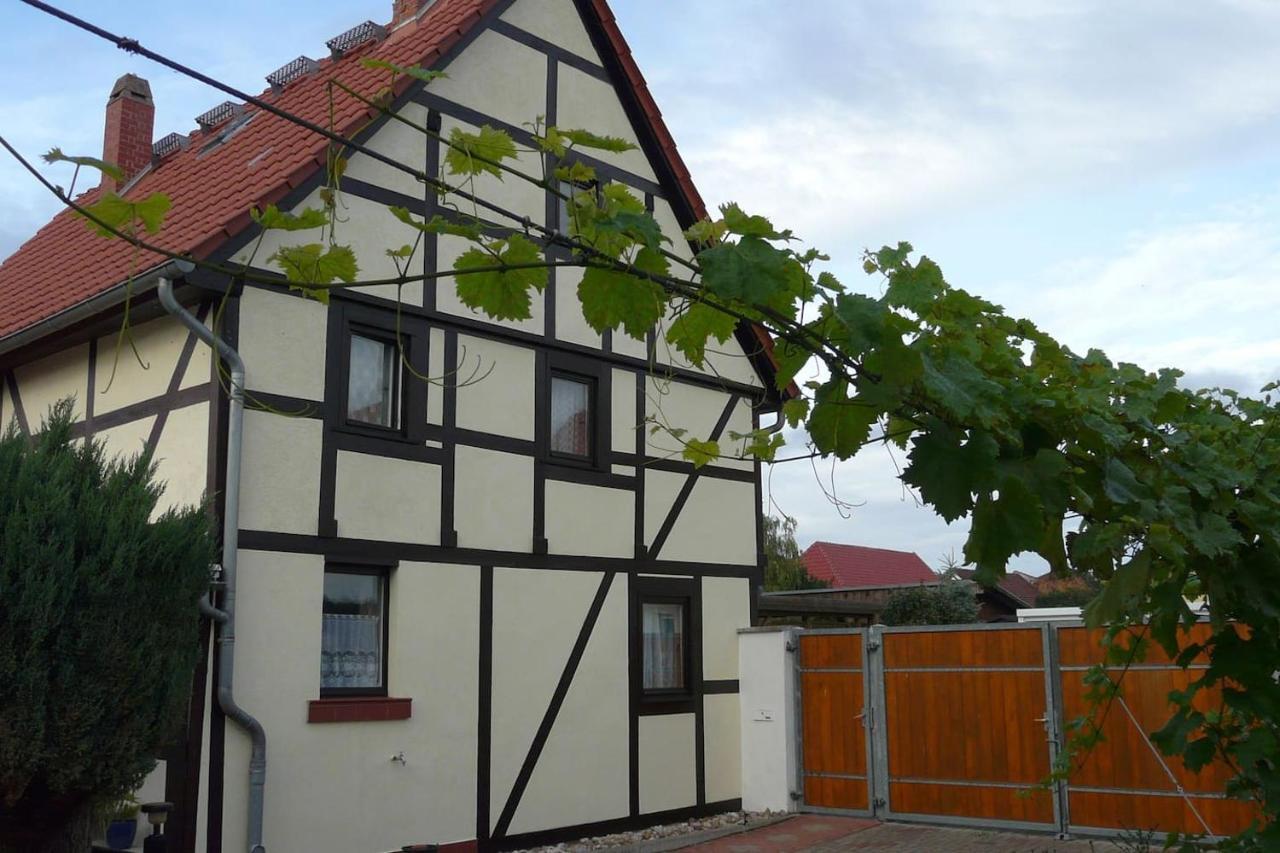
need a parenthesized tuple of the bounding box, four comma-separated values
(517, 811, 792, 852)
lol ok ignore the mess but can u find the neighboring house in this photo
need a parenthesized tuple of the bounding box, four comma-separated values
(0, 1, 787, 851)
(756, 542, 938, 626)
(759, 541, 1038, 624)
(801, 541, 937, 587)
(954, 568, 1039, 622)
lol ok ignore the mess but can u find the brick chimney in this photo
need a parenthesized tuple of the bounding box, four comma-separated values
(101, 73, 154, 191)
(391, 0, 430, 27)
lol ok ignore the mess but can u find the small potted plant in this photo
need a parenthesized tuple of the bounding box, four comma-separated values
(100, 794, 140, 850)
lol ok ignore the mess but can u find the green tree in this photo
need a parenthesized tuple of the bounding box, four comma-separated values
(23, 56, 1280, 847)
(0, 401, 214, 853)
(881, 579, 979, 626)
(762, 515, 828, 591)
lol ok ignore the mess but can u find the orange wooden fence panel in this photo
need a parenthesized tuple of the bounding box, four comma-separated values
(1056, 625, 1260, 837)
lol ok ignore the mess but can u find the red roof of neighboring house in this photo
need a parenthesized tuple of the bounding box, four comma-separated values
(802, 542, 937, 588)
(0, 0, 760, 372)
(955, 568, 1040, 607)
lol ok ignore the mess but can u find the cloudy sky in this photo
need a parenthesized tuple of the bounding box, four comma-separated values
(3, 0, 1279, 573)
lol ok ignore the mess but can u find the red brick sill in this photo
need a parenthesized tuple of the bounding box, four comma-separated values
(307, 696, 411, 723)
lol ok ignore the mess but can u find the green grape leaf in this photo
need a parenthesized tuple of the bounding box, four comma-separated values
(43, 147, 125, 181)
(385, 245, 415, 259)
(885, 256, 946, 314)
(666, 301, 737, 366)
(593, 210, 668, 250)
(268, 243, 358, 304)
(1103, 457, 1153, 506)
(902, 428, 998, 522)
(388, 206, 485, 241)
(1084, 549, 1153, 626)
(445, 125, 518, 178)
(684, 218, 727, 247)
(720, 202, 788, 240)
(682, 438, 720, 468)
(781, 397, 810, 429)
(808, 380, 878, 459)
(964, 475, 1045, 578)
(251, 204, 327, 232)
(82, 192, 171, 236)
(554, 127, 637, 153)
(885, 414, 915, 450)
(772, 340, 811, 392)
(453, 233, 547, 321)
(359, 58, 448, 83)
(554, 161, 597, 185)
(578, 261, 666, 339)
(132, 193, 171, 234)
(921, 354, 1002, 421)
(699, 235, 791, 304)
(834, 293, 891, 354)
(534, 126, 567, 158)
(1187, 512, 1242, 557)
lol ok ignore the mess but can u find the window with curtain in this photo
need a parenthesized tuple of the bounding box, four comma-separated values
(642, 601, 686, 690)
(320, 569, 386, 694)
(550, 373, 592, 458)
(347, 333, 398, 429)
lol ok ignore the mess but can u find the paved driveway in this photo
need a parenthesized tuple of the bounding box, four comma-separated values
(681, 815, 1106, 853)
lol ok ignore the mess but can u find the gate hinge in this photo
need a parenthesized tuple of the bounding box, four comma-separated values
(873, 797, 887, 808)
(866, 640, 881, 651)
(789, 789, 802, 801)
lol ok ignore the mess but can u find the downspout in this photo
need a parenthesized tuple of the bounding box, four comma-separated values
(158, 272, 267, 853)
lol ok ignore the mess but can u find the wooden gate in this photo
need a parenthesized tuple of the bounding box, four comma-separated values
(797, 631, 872, 813)
(794, 621, 1258, 840)
(875, 624, 1060, 832)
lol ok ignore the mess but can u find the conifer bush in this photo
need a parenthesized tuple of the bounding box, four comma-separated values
(0, 399, 214, 851)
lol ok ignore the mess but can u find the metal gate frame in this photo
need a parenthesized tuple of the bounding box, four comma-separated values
(793, 628, 876, 818)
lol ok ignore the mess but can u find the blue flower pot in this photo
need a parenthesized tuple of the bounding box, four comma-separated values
(105, 817, 137, 850)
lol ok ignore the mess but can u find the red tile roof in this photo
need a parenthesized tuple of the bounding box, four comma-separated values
(955, 568, 1040, 607)
(0, 0, 734, 349)
(0, 0, 502, 341)
(802, 542, 937, 588)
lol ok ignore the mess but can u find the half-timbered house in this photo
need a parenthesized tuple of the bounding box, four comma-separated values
(0, 1, 786, 850)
